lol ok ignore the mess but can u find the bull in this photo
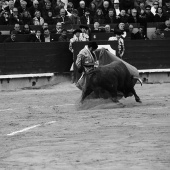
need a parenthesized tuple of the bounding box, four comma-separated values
(81, 61, 142, 103)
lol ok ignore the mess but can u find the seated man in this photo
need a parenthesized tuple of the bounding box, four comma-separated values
(150, 27, 165, 40)
(42, 28, 55, 42)
(4, 30, 18, 42)
(58, 29, 70, 42)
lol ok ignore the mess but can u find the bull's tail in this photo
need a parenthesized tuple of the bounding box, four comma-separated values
(133, 77, 143, 86)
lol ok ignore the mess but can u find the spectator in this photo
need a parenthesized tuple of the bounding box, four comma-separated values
(33, 10, 44, 25)
(163, 0, 170, 18)
(144, 5, 155, 22)
(108, 30, 125, 59)
(9, 7, 23, 25)
(104, 24, 114, 33)
(91, 21, 101, 32)
(128, 8, 142, 23)
(41, 1, 54, 19)
(44, 10, 55, 25)
(160, 20, 170, 31)
(151, 1, 160, 15)
(67, 2, 74, 14)
(77, 0, 89, 17)
(18, 1, 28, 16)
(4, 1, 15, 16)
(89, 2, 97, 17)
(21, 10, 33, 25)
(128, 24, 136, 39)
(53, 0, 65, 17)
(121, 0, 134, 13)
(0, 11, 10, 25)
(58, 28, 70, 41)
(112, 0, 121, 16)
(29, 29, 42, 42)
(55, 8, 72, 24)
(133, 26, 147, 39)
(3, 30, 18, 42)
(69, 9, 81, 24)
(136, 1, 146, 15)
(41, 28, 55, 42)
(93, 8, 105, 24)
(150, 27, 165, 39)
(21, 24, 32, 34)
(154, 6, 168, 22)
(79, 25, 89, 41)
(104, 8, 118, 24)
(28, 0, 41, 18)
(101, 0, 111, 17)
(80, 8, 93, 24)
(51, 22, 63, 34)
(92, 0, 103, 9)
(41, 22, 49, 33)
(118, 9, 129, 23)
(114, 22, 127, 38)
(0, 1, 4, 14)
(12, 23, 22, 34)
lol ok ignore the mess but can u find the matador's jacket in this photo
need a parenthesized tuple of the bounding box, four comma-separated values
(76, 46, 98, 90)
(76, 46, 98, 73)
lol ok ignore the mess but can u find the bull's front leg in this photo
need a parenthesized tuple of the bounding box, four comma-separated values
(81, 87, 93, 103)
(131, 88, 142, 103)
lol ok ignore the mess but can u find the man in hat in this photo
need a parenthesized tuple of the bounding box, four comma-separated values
(69, 29, 82, 83)
(79, 25, 89, 41)
(108, 30, 125, 59)
(80, 8, 93, 24)
(69, 29, 82, 53)
(75, 41, 99, 89)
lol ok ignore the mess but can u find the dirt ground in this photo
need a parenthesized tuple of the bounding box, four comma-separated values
(0, 80, 170, 170)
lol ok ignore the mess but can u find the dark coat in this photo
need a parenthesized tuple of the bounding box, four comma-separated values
(3, 37, 17, 43)
(58, 35, 69, 42)
(104, 15, 118, 24)
(80, 15, 94, 25)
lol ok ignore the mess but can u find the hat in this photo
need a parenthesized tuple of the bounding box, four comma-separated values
(73, 29, 82, 34)
(8, 1, 14, 5)
(20, 1, 27, 5)
(79, 25, 89, 30)
(11, 30, 18, 35)
(145, 5, 151, 10)
(33, 0, 39, 4)
(72, 9, 78, 14)
(114, 29, 123, 35)
(85, 8, 91, 13)
(114, 0, 119, 3)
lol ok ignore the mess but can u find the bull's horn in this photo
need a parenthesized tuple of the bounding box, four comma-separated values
(133, 77, 143, 86)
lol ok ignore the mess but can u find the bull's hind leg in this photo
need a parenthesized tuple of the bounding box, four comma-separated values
(131, 88, 142, 103)
(102, 84, 119, 103)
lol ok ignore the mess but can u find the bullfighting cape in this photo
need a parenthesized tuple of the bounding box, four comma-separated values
(95, 48, 139, 78)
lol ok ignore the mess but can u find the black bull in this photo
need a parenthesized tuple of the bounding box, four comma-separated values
(81, 61, 142, 103)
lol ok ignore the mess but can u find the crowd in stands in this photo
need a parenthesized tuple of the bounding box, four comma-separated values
(0, 0, 170, 43)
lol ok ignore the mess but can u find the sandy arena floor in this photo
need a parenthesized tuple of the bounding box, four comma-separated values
(0, 81, 170, 170)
